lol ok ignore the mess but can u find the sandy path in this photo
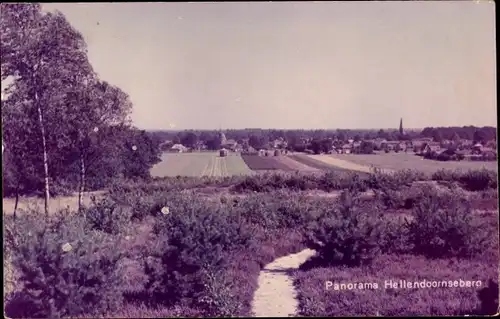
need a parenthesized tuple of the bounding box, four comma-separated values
(252, 249, 316, 317)
(309, 155, 394, 174)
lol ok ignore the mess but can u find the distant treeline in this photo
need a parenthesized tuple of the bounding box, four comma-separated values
(148, 126, 497, 151)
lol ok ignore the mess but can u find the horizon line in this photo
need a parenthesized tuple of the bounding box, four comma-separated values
(141, 125, 497, 132)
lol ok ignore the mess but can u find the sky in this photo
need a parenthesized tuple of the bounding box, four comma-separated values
(41, 1, 496, 130)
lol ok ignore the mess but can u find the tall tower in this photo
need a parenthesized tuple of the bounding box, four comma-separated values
(219, 131, 227, 145)
(399, 118, 404, 135)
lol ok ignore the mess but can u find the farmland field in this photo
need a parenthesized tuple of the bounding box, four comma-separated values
(150, 152, 253, 177)
(288, 154, 364, 173)
(241, 154, 293, 171)
(275, 156, 321, 172)
(329, 153, 498, 173)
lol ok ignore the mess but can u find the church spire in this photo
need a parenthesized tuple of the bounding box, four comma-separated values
(399, 118, 404, 135)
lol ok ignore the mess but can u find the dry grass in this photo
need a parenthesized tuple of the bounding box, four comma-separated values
(2, 191, 107, 215)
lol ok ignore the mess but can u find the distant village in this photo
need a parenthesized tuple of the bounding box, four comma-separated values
(157, 119, 497, 162)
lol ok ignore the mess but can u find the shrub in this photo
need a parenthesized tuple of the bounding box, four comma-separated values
(4, 210, 128, 319)
(80, 196, 133, 235)
(436, 152, 452, 161)
(477, 279, 499, 315)
(375, 187, 407, 209)
(481, 152, 497, 161)
(405, 190, 491, 258)
(431, 169, 462, 182)
(368, 168, 424, 192)
(458, 169, 498, 191)
(304, 190, 385, 267)
(379, 216, 413, 254)
(143, 194, 254, 312)
(195, 267, 243, 317)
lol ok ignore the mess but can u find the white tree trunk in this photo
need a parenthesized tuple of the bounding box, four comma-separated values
(36, 91, 50, 216)
(78, 155, 85, 211)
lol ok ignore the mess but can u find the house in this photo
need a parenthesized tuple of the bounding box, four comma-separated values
(244, 146, 256, 153)
(222, 139, 238, 151)
(170, 144, 188, 153)
(440, 140, 454, 148)
(381, 141, 406, 152)
(327, 146, 337, 154)
(372, 138, 387, 149)
(272, 138, 288, 149)
(340, 144, 352, 154)
(485, 140, 497, 150)
(471, 143, 484, 154)
(233, 145, 243, 152)
(421, 143, 441, 156)
(352, 141, 362, 153)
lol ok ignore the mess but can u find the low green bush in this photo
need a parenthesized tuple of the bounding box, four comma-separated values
(304, 190, 385, 267)
(458, 169, 497, 192)
(405, 190, 491, 259)
(4, 210, 128, 319)
(80, 196, 133, 235)
(142, 193, 254, 314)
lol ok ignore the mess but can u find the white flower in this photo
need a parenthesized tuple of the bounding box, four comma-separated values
(125, 236, 130, 241)
(161, 206, 170, 215)
(131, 145, 137, 151)
(93, 127, 99, 132)
(61, 243, 72, 253)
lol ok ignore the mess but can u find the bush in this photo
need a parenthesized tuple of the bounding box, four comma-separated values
(195, 268, 243, 317)
(477, 279, 499, 315)
(304, 190, 385, 267)
(143, 193, 254, 313)
(368, 168, 425, 192)
(4, 210, 128, 319)
(481, 152, 497, 161)
(80, 196, 133, 235)
(379, 216, 413, 254)
(458, 169, 498, 191)
(431, 169, 462, 182)
(405, 190, 491, 258)
(436, 152, 452, 161)
(355, 141, 375, 154)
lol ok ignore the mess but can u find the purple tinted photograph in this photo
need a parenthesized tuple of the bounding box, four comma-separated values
(2, 1, 498, 317)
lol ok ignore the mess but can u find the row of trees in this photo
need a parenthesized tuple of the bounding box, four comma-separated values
(1, 3, 161, 215)
(420, 126, 496, 144)
(150, 125, 496, 153)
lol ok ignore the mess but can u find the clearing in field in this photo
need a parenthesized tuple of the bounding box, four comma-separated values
(150, 152, 253, 177)
(330, 153, 498, 173)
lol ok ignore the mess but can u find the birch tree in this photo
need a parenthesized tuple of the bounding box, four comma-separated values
(1, 4, 94, 215)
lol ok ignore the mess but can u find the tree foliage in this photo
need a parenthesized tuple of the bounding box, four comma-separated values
(1, 4, 158, 199)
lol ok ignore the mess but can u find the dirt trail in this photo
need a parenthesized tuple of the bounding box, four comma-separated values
(252, 249, 316, 317)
